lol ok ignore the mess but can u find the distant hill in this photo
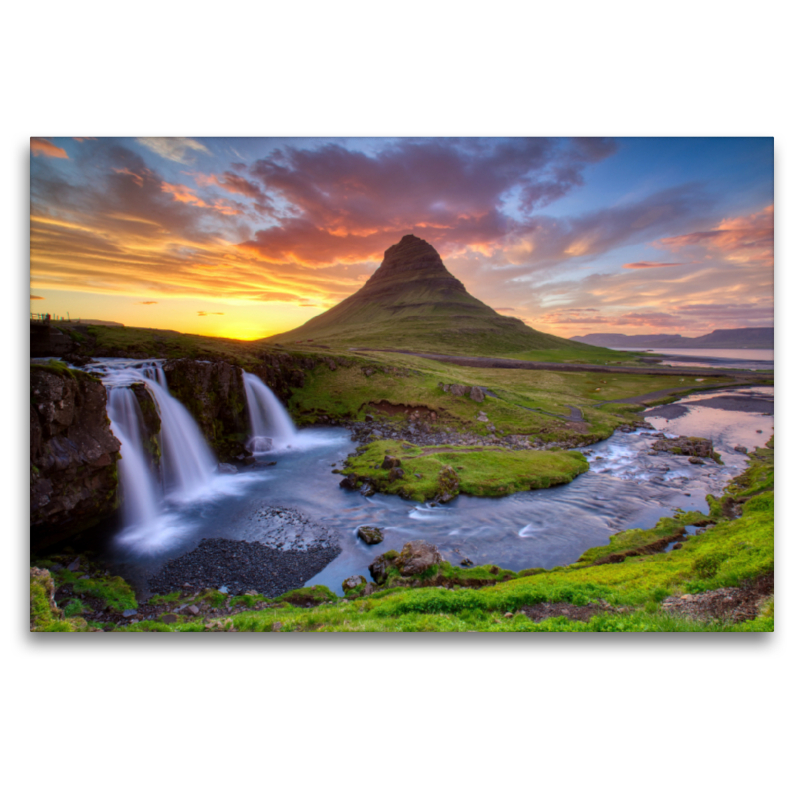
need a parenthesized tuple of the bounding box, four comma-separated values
(266, 235, 608, 357)
(571, 328, 774, 350)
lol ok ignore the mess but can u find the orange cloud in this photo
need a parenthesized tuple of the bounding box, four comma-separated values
(31, 294, 45, 300)
(622, 261, 684, 269)
(31, 138, 68, 159)
(161, 182, 240, 215)
(657, 205, 773, 267)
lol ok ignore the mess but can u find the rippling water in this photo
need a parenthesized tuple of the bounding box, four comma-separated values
(104, 382, 772, 595)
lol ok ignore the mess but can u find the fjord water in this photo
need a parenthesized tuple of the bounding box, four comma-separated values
(91, 358, 773, 595)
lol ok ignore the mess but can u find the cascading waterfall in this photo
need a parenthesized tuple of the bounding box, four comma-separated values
(242, 372, 298, 452)
(106, 387, 160, 528)
(94, 359, 218, 522)
(140, 364, 217, 498)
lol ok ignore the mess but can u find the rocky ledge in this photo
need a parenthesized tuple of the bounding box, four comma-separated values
(30, 364, 121, 545)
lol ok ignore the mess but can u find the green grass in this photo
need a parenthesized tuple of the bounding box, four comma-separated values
(342, 439, 589, 500)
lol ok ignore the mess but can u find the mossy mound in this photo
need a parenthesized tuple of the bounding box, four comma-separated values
(341, 439, 589, 501)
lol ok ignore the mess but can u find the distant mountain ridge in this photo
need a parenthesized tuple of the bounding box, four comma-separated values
(571, 328, 774, 349)
(267, 234, 604, 356)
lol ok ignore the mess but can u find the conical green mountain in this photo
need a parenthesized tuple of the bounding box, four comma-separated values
(266, 234, 602, 357)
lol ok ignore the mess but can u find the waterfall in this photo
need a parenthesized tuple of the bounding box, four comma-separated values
(106, 387, 160, 528)
(94, 360, 216, 508)
(140, 365, 216, 497)
(243, 372, 298, 452)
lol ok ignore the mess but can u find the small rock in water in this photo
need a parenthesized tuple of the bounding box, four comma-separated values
(218, 585, 229, 594)
(734, 445, 748, 454)
(357, 525, 384, 545)
(756, 430, 762, 433)
(122, 609, 137, 618)
(461, 558, 474, 567)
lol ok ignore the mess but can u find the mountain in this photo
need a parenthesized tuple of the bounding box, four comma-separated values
(571, 328, 774, 350)
(266, 234, 603, 356)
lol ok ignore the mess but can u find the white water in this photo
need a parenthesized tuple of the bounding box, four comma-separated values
(89, 359, 268, 553)
(144, 365, 217, 499)
(106, 387, 160, 528)
(243, 372, 299, 452)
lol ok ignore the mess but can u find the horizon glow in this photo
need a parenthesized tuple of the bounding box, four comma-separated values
(30, 136, 774, 340)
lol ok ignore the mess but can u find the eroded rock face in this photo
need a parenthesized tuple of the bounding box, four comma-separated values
(162, 359, 251, 462)
(30, 366, 121, 545)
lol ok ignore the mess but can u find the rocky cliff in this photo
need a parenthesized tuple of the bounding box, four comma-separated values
(30, 364, 121, 545)
(162, 359, 252, 463)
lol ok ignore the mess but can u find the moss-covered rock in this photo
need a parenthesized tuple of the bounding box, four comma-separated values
(30, 567, 92, 632)
(357, 526, 384, 545)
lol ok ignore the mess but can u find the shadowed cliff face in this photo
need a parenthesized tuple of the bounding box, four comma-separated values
(30, 365, 121, 545)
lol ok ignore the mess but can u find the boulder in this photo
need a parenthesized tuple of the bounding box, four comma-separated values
(368, 550, 398, 584)
(382, 454, 401, 469)
(388, 467, 405, 481)
(359, 481, 376, 497)
(395, 540, 443, 576)
(339, 474, 358, 490)
(436, 465, 460, 503)
(357, 526, 384, 545)
(448, 384, 468, 397)
(469, 386, 486, 403)
(342, 575, 367, 593)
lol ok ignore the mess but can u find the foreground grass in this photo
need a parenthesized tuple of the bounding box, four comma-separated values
(31, 439, 774, 633)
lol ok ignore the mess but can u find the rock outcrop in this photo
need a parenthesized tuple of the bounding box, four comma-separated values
(650, 436, 719, 461)
(30, 364, 121, 545)
(162, 359, 251, 462)
(369, 540, 444, 585)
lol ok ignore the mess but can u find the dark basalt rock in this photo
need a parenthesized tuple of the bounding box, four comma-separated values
(162, 359, 251, 462)
(30, 365, 121, 545)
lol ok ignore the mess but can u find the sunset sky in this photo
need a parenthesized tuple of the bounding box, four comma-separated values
(30, 136, 774, 341)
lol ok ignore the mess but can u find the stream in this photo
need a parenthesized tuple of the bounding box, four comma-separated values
(85, 360, 773, 596)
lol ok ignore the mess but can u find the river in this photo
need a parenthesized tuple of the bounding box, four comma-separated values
(88, 358, 773, 596)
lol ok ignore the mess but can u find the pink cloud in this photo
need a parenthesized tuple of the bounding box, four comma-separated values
(622, 261, 685, 269)
(657, 205, 773, 267)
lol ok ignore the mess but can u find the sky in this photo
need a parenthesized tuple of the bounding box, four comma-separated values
(29, 136, 774, 341)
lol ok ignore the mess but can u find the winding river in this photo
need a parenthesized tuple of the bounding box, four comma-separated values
(85, 355, 772, 595)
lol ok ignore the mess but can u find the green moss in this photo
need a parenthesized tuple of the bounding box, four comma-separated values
(342, 439, 588, 500)
(275, 585, 337, 606)
(57, 570, 137, 612)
